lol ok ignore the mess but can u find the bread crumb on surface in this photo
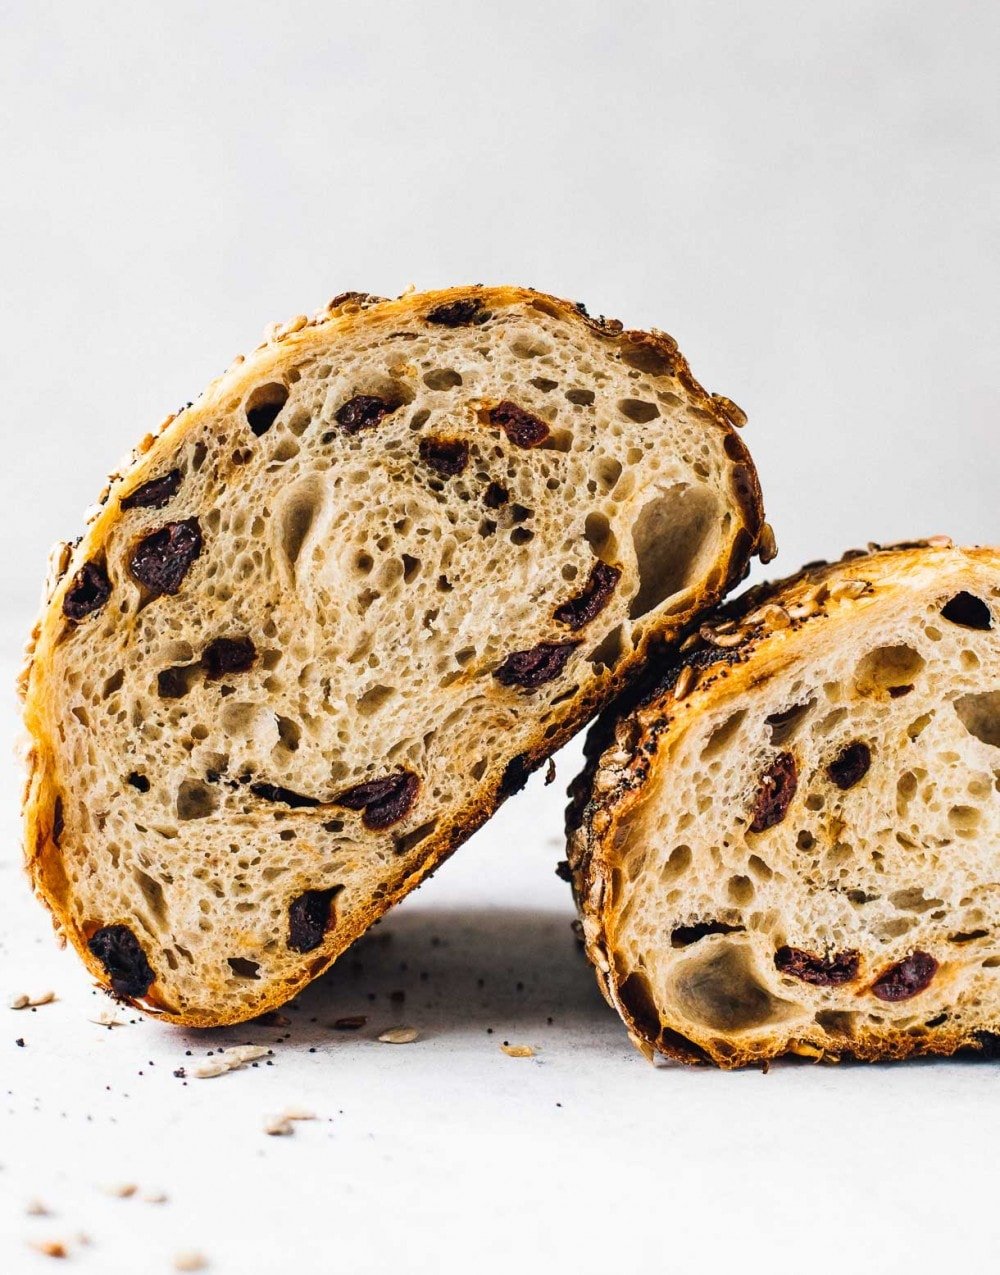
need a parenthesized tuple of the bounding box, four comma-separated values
(501, 1043, 536, 1058)
(378, 1026, 420, 1045)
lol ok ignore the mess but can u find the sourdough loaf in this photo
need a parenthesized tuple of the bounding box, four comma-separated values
(22, 285, 767, 1026)
(567, 541, 1000, 1066)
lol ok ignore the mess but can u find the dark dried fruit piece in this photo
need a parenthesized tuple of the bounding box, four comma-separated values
(554, 561, 622, 630)
(87, 925, 155, 999)
(425, 298, 489, 327)
(202, 636, 257, 680)
(287, 887, 339, 953)
(871, 950, 938, 1001)
(671, 920, 745, 948)
(250, 782, 321, 809)
(940, 591, 993, 630)
(749, 751, 798, 832)
(336, 771, 420, 830)
(483, 481, 509, 509)
(775, 945, 860, 985)
(120, 469, 183, 511)
(128, 519, 203, 596)
(494, 641, 579, 690)
(419, 436, 469, 477)
(63, 561, 112, 621)
(827, 741, 872, 790)
(334, 395, 396, 434)
(488, 400, 550, 448)
(555, 859, 573, 883)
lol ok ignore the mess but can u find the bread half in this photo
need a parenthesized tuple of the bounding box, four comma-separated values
(567, 541, 1000, 1066)
(21, 285, 766, 1027)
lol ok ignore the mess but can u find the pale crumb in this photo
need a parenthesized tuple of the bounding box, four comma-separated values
(102, 1183, 137, 1198)
(30, 1240, 67, 1258)
(90, 1010, 126, 1027)
(141, 1191, 168, 1205)
(173, 1252, 208, 1272)
(10, 991, 55, 1010)
(264, 1116, 293, 1136)
(378, 1026, 420, 1045)
(501, 1043, 536, 1058)
(25, 1199, 51, 1216)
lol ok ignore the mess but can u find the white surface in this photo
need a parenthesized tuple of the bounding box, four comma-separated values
(2, 2, 999, 1272)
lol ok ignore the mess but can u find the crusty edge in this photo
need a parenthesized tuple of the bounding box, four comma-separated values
(22, 284, 767, 1027)
(567, 539, 1000, 1067)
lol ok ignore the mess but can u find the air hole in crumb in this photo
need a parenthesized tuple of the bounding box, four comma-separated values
(954, 691, 1000, 748)
(584, 512, 613, 560)
(245, 383, 289, 436)
(727, 875, 755, 905)
(422, 368, 463, 390)
(618, 398, 660, 423)
(278, 477, 323, 574)
(176, 780, 218, 821)
(357, 684, 397, 716)
(510, 527, 534, 545)
(662, 845, 692, 882)
(402, 554, 421, 583)
(276, 716, 301, 751)
(628, 485, 719, 620)
(588, 624, 624, 670)
(157, 665, 199, 699)
(940, 591, 993, 630)
(854, 644, 926, 696)
(530, 376, 559, 392)
(227, 957, 261, 980)
(765, 699, 816, 746)
(566, 388, 595, 406)
(703, 710, 747, 759)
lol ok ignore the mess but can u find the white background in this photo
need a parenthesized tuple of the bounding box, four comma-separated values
(1, 3, 998, 1272)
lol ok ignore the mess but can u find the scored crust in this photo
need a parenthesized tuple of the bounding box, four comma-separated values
(21, 285, 767, 1027)
(567, 540, 1000, 1067)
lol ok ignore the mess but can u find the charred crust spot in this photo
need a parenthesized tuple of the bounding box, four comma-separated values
(336, 771, 419, 830)
(120, 469, 183, 511)
(425, 297, 490, 327)
(775, 945, 860, 985)
(287, 887, 339, 953)
(128, 519, 202, 596)
(574, 301, 624, 335)
(941, 591, 993, 630)
(494, 641, 579, 690)
(827, 741, 871, 790)
(127, 772, 151, 793)
(488, 401, 550, 448)
(749, 752, 798, 832)
(418, 436, 469, 477)
(202, 636, 257, 680)
(483, 481, 509, 509)
(554, 561, 622, 630)
(250, 782, 321, 809)
(52, 796, 64, 847)
(555, 859, 573, 883)
(87, 925, 154, 1000)
(871, 950, 938, 1002)
(246, 383, 290, 436)
(658, 1025, 712, 1064)
(617, 971, 661, 1040)
(63, 561, 112, 621)
(334, 394, 396, 434)
(670, 920, 745, 948)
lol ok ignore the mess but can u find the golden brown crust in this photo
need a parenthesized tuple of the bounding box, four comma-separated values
(568, 539, 1000, 1067)
(22, 284, 767, 1027)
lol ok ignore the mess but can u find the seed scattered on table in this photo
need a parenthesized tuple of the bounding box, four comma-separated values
(378, 1026, 420, 1044)
(173, 1252, 208, 1272)
(501, 1043, 536, 1058)
(194, 1044, 270, 1078)
(9, 991, 55, 1010)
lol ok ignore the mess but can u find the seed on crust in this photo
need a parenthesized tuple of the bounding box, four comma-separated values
(128, 519, 203, 596)
(87, 925, 154, 999)
(757, 521, 778, 564)
(202, 637, 257, 680)
(674, 664, 697, 700)
(63, 561, 112, 621)
(871, 950, 938, 1001)
(425, 298, 489, 327)
(488, 400, 550, 448)
(120, 469, 183, 511)
(749, 752, 798, 832)
(418, 436, 469, 477)
(494, 641, 578, 689)
(287, 887, 339, 953)
(826, 741, 871, 790)
(774, 945, 860, 985)
(336, 771, 420, 829)
(554, 561, 622, 630)
(334, 394, 396, 434)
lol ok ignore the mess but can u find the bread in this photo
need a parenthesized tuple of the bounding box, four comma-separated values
(20, 285, 768, 1027)
(566, 540, 1000, 1067)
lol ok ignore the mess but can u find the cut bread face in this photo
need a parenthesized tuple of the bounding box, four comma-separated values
(567, 542, 1000, 1067)
(21, 286, 766, 1027)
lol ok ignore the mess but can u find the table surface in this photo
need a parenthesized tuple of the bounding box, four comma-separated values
(1, 638, 997, 1275)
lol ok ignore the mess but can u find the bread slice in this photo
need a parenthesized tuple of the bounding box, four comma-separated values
(21, 285, 767, 1027)
(566, 540, 1000, 1067)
